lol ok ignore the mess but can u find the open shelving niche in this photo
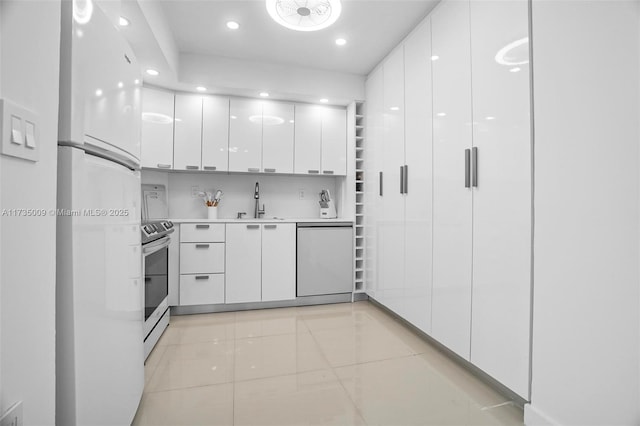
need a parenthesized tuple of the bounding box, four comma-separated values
(354, 101, 365, 295)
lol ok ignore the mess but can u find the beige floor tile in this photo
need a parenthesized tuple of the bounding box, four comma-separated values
(301, 309, 383, 332)
(234, 316, 309, 339)
(155, 324, 182, 346)
(234, 369, 366, 426)
(170, 311, 236, 327)
(311, 322, 415, 367)
(146, 340, 235, 392)
(335, 356, 522, 426)
(132, 383, 233, 426)
(144, 344, 167, 387)
(234, 333, 329, 382)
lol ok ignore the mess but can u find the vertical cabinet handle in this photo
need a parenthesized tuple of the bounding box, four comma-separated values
(400, 166, 405, 194)
(472, 147, 478, 187)
(403, 165, 408, 194)
(465, 149, 471, 188)
(379, 171, 383, 196)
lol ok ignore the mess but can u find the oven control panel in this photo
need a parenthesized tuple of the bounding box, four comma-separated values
(141, 220, 174, 244)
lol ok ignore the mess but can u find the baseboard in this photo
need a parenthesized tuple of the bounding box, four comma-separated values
(524, 403, 560, 426)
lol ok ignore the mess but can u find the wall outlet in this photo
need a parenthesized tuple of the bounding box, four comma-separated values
(298, 189, 305, 200)
(0, 401, 23, 426)
(191, 186, 201, 198)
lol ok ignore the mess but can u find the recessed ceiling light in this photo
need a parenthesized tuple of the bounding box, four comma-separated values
(95, 89, 103, 97)
(196, 86, 207, 92)
(119, 16, 130, 27)
(266, 0, 342, 32)
(320, 98, 329, 103)
(436, 112, 446, 117)
(486, 116, 496, 120)
(260, 92, 270, 97)
(146, 69, 159, 76)
(118, 82, 124, 89)
(390, 106, 399, 111)
(226, 21, 240, 30)
(431, 55, 440, 61)
(335, 38, 347, 46)
(134, 79, 140, 85)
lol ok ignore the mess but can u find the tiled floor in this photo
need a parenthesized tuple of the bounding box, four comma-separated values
(133, 301, 524, 426)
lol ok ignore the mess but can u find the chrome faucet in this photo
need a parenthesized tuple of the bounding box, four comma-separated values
(254, 182, 265, 218)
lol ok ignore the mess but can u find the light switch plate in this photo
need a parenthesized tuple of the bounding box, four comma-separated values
(1, 98, 39, 162)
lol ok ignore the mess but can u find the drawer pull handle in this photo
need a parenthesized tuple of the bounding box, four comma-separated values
(264, 224, 277, 229)
(264, 168, 276, 173)
(308, 169, 319, 174)
(323, 170, 334, 175)
(157, 163, 171, 169)
(247, 225, 260, 229)
(203, 166, 217, 171)
(248, 168, 260, 172)
(195, 225, 210, 229)
(195, 244, 210, 249)
(195, 275, 210, 280)
(186, 165, 199, 170)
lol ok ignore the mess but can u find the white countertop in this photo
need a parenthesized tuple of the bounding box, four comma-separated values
(170, 218, 354, 224)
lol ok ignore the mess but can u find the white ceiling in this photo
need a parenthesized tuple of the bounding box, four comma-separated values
(158, 0, 440, 76)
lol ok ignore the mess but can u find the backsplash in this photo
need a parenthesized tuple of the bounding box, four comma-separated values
(142, 170, 340, 220)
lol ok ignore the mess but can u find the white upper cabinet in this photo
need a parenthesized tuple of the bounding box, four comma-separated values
(431, 0, 474, 361)
(320, 107, 347, 176)
(202, 96, 230, 172)
(468, 0, 531, 398)
(294, 104, 323, 174)
(141, 87, 174, 169)
(262, 102, 294, 174)
(229, 99, 263, 173)
(173, 94, 203, 171)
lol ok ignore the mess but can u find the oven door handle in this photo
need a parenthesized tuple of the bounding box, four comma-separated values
(143, 236, 171, 255)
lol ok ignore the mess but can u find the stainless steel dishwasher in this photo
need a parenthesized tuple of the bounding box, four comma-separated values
(297, 223, 353, 296)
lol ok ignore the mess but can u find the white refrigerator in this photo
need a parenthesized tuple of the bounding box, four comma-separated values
(56, 2, 144, 425)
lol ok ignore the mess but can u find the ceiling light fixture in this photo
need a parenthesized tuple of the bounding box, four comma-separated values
(196, 86, 207, 92)
(335, 38, 347, 46)
(266, 0, 342, 32)
(119, 16, 130, 27)
(260, 92, 270, 97)
(431, 55, 440, 61)
(320, 98, 329, 103)
(146, 69, 159, 76)
(226, 21, 240, 30)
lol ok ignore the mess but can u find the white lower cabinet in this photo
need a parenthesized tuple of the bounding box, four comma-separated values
(225, 223, 296, 304)
(180, 274, 225, 306)
(225, 224, 262, 303)
(179, 243, 225, 274)
(262, 224, 296, 302)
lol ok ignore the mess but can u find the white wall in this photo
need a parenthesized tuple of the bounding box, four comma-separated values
(143, 171, 342, 220)
(0, 1, 60, 424)
(179, 53, 365, 106)
(525, 1, 640, 424)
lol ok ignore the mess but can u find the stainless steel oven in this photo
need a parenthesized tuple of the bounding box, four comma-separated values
(141, 221, 173, 359)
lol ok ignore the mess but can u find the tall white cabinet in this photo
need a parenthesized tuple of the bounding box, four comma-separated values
(365, 0, 532, 400)
(173, 94, 203, 171)
(431, 0, 475, 361)
(467, 0, 531, 398)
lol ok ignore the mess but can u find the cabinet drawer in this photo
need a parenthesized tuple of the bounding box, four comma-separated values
(180, 223, 225, 242)
(180, 243, 225, 274)
(180, 274, 225, 306)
